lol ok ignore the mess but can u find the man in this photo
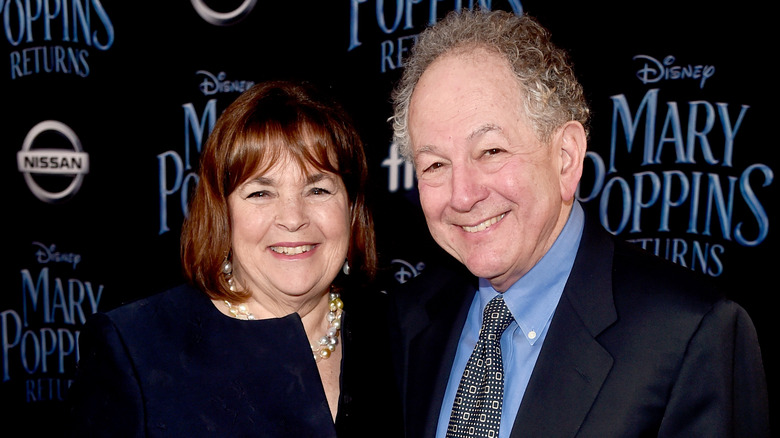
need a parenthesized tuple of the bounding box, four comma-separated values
(388, 9, 769, 438)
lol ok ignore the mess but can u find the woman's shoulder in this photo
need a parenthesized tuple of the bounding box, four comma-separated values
(97, 283, 209, 329)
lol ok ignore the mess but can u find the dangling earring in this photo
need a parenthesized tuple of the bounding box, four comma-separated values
(342, 259, 350, 276)
(222, 257, 236, 292)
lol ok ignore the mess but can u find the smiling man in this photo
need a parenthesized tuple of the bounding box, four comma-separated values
(388, 9, 769, 438)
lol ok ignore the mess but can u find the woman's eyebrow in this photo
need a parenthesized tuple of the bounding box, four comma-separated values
(246, 176, 274, 185)
(306, 173, 331, 184)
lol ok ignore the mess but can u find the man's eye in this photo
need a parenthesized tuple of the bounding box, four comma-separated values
(424, 162, 443, 173)
(484, 148, 502, 156)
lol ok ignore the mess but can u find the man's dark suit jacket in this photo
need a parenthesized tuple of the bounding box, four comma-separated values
(390, 215, 769, 437)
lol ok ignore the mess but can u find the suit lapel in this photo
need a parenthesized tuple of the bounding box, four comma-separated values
(403, 265, 477, 438)
(510, 217, 618, 438)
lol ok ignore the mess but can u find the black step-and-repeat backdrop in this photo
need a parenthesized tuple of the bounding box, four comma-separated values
(2, 1, 775, 435)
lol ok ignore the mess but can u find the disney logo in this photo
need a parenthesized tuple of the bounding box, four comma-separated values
(32, 242, 81, 269)
(391, 259, 425, 284)
(633, 55, 715, 89)
(196, 70, 255, 96)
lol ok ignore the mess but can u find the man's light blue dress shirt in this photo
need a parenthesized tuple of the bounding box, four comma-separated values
(435, 202, 585, 438)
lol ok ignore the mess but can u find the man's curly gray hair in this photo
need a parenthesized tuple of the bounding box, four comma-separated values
(391, 9, 590, 160)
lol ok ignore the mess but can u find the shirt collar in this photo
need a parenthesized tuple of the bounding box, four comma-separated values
(477, 202, 584, 344)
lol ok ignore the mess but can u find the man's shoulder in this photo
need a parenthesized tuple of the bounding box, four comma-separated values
(390, 256, 475, 300)
(578, 212, 725, 306)
(384, 254, 477, 335)
(594, 237, 743, 342)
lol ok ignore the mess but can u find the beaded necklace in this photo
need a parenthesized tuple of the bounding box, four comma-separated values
(224, 291, 343, 362)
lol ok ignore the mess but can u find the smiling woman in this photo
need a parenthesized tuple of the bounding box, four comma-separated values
(64, 81, 402, 438)
(226, 152, 351, 310)
(183, 81, 374, 306)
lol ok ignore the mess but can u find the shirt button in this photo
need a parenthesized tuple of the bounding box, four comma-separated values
(528, 331, 537, 340)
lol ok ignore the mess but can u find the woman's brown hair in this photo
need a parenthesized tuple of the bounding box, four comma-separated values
(180, 80, 376, 302)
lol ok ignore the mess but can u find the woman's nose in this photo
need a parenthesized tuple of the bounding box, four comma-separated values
(276, 197, 308, 231)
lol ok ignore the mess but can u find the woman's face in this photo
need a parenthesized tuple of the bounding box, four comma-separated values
(228, 154, 350, 301)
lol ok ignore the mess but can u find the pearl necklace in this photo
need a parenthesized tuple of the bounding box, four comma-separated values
(223, 291, 344, 362)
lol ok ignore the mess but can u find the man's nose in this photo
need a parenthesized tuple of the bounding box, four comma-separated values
(449, 163, 488, 212)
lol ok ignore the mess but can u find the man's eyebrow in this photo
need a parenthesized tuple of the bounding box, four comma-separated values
(413, 124, 504, 159)
(468, 123, 502, 141)
(414, 144, 436, 157)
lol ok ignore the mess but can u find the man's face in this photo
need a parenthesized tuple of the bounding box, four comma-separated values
(408, 48, 573, 291)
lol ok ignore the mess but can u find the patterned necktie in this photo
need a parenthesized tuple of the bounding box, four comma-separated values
(446, 295, 514, 438)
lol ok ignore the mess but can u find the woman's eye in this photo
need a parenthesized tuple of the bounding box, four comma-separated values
(310, 187, 332, 195)
(248, 190, 270, 198)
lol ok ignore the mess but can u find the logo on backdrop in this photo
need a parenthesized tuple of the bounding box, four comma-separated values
(633, 55, 716, 89)
(158, 71, 252, 235)
(577, 54, 773, 277)
(1, 0, 115, 79)
(391, 258, 425, 284)
(196, 70, 255, 96)
(17, 120, 90, 204)
(1, 242, 103, 402)
(382, 143, 415, 192)
(190, 0, 257, 26)
(347, 0, 524, 72)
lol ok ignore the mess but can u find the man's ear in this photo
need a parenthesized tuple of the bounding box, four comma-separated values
(556, 121, 587, 202)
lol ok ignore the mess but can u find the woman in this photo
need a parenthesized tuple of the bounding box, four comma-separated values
(65, 81, 402, 437)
